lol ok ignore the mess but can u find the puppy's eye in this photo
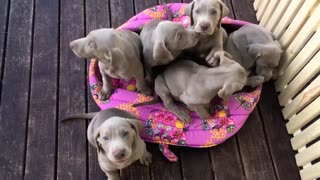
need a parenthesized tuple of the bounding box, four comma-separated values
(122, 131, 129, 137)
(103, 136, 109, 141)
(210, 10, 217, 15)
(195, 9, 200, 14)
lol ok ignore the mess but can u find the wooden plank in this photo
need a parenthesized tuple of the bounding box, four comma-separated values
(287, 96, 320, 134)
(180, 148, 214, 180)
(210, 137, 245, 180)
(282, 75, 320, 120)
(149, 143, 182, 180)
(85, 0, 111, 180)
(24, 0, 59, 179)
(57, 0, 87, 179)
(291, 118, 320, 150)
(253, 0, 262, 11)
(300, 162, 320, 180)
(134, 0, 158, 13)
(121, 161, 151, 180)
(110, 0, 135, 28)
(276, 31, 320, 93)
(258, 82, 300, 180)
(265, 0, 290, 32)
(0, 0, 34, 179)
(256, 0, 269, 21)
(237, 109, 277, 180)
(277, 50, 320, 105)
(259, 0, 279, 27)
(163, 0, 181, 3)
(273, 0, 303, 39)
(232, 0, 258, 23)
(279, 0, 318, 49)
(0, 0, 9, 81)
(278, 4, 320, 75)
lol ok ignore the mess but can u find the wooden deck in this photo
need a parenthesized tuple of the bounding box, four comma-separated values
(0, 0, 301, 179)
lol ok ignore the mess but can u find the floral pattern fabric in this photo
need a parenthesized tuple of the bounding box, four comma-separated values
(88, 3, 261, 161)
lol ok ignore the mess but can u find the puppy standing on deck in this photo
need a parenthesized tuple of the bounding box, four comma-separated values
(70, 29, 151, 101)
(60, 108, 152, 180)
(140, 6, 200, 84)
(134, 53, 248, 123)
(185, 0, 229, 66)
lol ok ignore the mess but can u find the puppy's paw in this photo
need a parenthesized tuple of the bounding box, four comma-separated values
(140, 87, 153, 96)
(205, 52, 218, 66)
(140, 151, 152, 166)
(247, 76, 264, 87)
(98, 88, 113, 101)
(199, 112, 211, 120)
(177, 111, 192, 123)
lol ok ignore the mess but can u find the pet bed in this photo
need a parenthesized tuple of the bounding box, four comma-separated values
(88, 3, 262, 162)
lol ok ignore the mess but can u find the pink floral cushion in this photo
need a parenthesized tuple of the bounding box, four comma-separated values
(88, 3, 261, 162)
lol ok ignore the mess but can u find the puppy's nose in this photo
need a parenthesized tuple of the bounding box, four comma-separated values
(200, 24, 209, 31)
(113, 149, 126, 160)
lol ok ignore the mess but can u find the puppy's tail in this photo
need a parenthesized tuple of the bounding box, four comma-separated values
(132, 96, 161, 107)
(161, 0, 173, 21)
(60, 112, 98, 122)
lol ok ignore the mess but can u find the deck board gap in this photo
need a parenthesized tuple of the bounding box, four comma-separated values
(0, 0, 11, 104)
(54, 1, 62, 179)
(22, 0, 36, 177)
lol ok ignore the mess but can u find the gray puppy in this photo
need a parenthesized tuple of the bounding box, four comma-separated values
(224, 24, 283, 82)
(61, 108, 152, 180)
(70, 28, 151, 101)
(134, 53, 247, 123)
(185, 0, 229, 66)
(140, 19, 199, 84)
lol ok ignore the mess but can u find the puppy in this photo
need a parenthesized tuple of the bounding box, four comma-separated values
(70, 28, 151, 101)
(140, 19, 199, 84)
(60, 108, 152, 180)
(185, 0, 229, 66)
(134, 53, 247, 123)
(224, 24, 283, 82)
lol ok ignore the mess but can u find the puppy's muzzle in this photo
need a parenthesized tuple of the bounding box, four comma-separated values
(112, 149, 127, 160)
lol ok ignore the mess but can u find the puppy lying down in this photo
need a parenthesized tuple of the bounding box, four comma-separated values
(134, 53, 248, 123)
(70, 28, 151, 101)
(140, 19, 199, 83)
(61, 108, 152, 180)
(225, 24, 283, 82)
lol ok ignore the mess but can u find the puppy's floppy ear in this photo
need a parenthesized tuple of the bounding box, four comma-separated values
(99, 48, 112, 65)
(184, 1, 195, 25)
(153, 40, 174, 61)
(217, 0, 229, 27)
(247, 44, 262, 61)
(94, 131, 105, 154)
(175, 29, 183, 42)
(217, 0, 229, 18)
(126, 118, 143, 135)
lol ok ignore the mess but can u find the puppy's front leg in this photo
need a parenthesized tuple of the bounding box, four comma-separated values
(105, 170, 121, 180)
(139, 150, 152, 166)
(135, 70, 152, 96)
(205, 29, 226, 66)
(188, 104, 211, 120)
(99, 66, 113, 101)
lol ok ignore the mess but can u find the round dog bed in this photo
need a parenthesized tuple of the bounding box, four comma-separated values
(88, 3, 262, 161)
